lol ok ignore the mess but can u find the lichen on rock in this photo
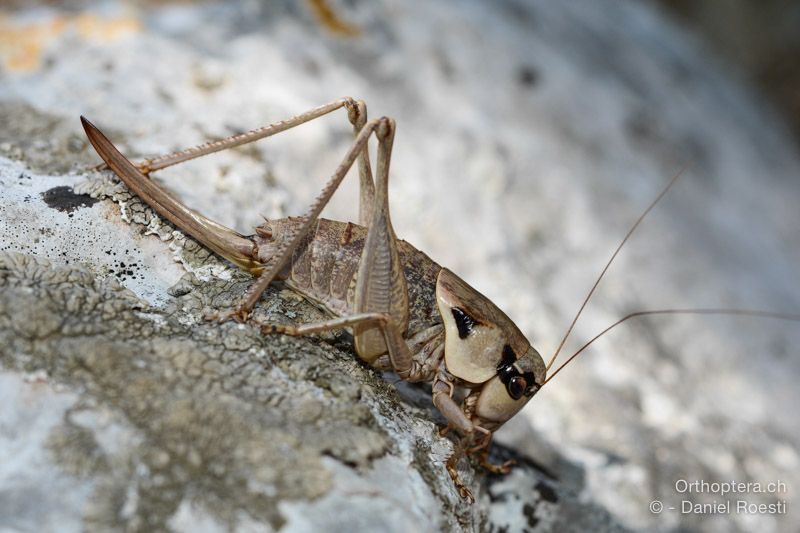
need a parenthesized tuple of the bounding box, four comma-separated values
(4, 1, 800, 531)
(0, 250, 397, 529)
(0, 153, 598, 531)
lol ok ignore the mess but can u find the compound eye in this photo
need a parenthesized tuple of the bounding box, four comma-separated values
(507, 375, 527, 400)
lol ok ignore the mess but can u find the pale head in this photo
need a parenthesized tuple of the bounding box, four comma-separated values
(435, 268, 546, 428)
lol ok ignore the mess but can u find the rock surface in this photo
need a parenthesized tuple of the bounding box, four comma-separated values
(1, 1, 799, 532)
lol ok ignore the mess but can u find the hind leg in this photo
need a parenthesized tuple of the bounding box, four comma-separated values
(249, 117, 420, 382)
(114, 98, 377, 226)
(219, 116, 392, 322)
(85, 100, 382, 309)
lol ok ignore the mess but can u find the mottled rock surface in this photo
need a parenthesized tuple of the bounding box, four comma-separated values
(1, 1, 799, 532)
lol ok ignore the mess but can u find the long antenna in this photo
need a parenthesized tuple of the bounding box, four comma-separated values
(545, 169, 684, 371)
(542, 309, 800, 386)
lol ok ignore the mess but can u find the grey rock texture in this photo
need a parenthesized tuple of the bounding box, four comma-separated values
(0, 157, 608, 532)
(1, 1, 799, 532)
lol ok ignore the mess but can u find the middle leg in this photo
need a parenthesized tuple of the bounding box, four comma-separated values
(252, 311, 419, 381)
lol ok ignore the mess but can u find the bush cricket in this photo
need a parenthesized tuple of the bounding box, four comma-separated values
(80, 98, 800, 502)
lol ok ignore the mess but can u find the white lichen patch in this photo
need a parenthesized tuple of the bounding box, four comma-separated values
(0, 157, 183, 306)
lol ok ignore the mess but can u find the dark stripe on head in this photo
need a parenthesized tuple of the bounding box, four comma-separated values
(451, 307, 477, 339)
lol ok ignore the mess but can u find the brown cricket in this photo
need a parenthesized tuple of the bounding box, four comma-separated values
(81, 97, 800, 502)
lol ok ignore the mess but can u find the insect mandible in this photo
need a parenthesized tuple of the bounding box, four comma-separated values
(80, 98, 800, 502)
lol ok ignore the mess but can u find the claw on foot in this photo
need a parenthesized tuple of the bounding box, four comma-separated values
(446, 462, 474, 503)
(204, 307, 250, 324)
(458, 486, 475, 504)
(137, 161, 153, 177)
(446, 444, 477, 503)
(479, 457, 516, 475)
(259, 323, 286, 334)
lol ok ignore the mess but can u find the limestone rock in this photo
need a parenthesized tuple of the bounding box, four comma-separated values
(1, 1, 799, 531)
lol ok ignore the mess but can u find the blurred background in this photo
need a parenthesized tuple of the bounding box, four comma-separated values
(657, 0, 800, 148)
(1, 1, 799, 532)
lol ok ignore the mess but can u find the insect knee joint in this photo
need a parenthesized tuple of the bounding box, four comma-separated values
(376, 117, 395, 139)
(343, 97, 366, 126)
